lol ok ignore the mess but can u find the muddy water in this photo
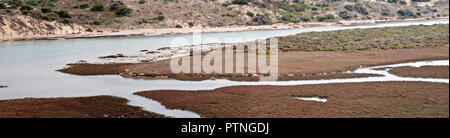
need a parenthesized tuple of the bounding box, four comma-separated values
(0, 19, 449, 118)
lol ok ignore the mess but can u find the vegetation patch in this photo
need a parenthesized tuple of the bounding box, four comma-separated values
(277, 24, 449, 52)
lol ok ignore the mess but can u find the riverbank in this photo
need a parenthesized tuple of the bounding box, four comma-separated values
(59, 46, 450, 81)
(0, 96, 164, 118)
(1, 17, 447, 42)
(135, 81, 449, 118)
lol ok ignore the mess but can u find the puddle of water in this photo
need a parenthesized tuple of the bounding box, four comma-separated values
(295, 97, 328, 102)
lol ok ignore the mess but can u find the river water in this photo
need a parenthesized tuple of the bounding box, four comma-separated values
(0, 19, 448, 118)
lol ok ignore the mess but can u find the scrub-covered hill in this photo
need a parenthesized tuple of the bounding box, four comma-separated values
(0, 0, 448, 38)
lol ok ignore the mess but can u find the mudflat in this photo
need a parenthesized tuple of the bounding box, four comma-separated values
(59, 46, 449, 81)
(136, 82, 449, 118)
(389, 66, 449, 79)
(0, 96, 164, 118)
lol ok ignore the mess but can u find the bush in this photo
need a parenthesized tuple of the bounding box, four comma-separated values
(252, 14, 272, 25)
(354, 3, 369, 15)
(339, 11, 353, 20)
(188, 22, 194, 27)
(41, 8, 52, 13)
(92, 20, 101, 25)
(232, 0, 248, 5)
(80, 4, 90, 9)
(110, 1, 132, 17)
(387, 0, 399, 3)
(137, 18, 147, 24)
(154, 11, 165, 21)
(291, 3, 310, 12)
(56, 10, 72, 18)
(317, 14, 335, 22)
(7, 0, 23, 9)
(399, 0, 407, 5)
(246, 11, 254, 17)
(344, 5, 354, 11)
(397, 9, 415, 17)
(138, 0, 146, 4)
(91, 5, 105, 12)
(381, 10, 390, 16)
(20, 5, 33, 14)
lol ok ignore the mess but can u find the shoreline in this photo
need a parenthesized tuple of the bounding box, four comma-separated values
(1, 17, 448, 42)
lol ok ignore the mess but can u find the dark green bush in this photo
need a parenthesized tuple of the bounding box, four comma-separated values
(7, 0, 23, 9)
(41, 8, 51, 13)
(397, 9, 415, 17)
(80, 4, 90, 9)
(188, 22, 194, 27)
(56, 10, 72, 18)
(246, 11, 254, 17)
(232, 0, 248, 5)
(339, 11, 352, 20)
(110, 1, 132, 17)
(91, 5, 105, 12)
(252, 14, 272, 25)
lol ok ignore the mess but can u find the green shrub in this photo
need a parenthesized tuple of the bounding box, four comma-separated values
(252, 14, 272, 25)
(399, 0, 407, 5)
(246, 11, 255, 17)
(110, 1, 132, 17)
(354, 3, 369, 15)
(92, 20, 101, 25)
(138, 0, 146, 4)
(232, 0, 248, 5)
(7, 0, 23, 9)
(381, 10, 390, 16)
(56, 10, 72, 18)
(188, 22, 194, 27)
(339, 11, 352, 20)
(397, 9, 415, 17)
(91, 5, 105, 12)
(20, 5, 33, 14)
(80, 4, 90, 9)
(41, 8, 52, 13)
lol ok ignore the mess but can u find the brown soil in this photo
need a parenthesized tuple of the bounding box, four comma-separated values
(59, 46, 449, 81)
(0, 96, 164, 118)
(389, 66, 449, 79)
(136, 82, 449, 118)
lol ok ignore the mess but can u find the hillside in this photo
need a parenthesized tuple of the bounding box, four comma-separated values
(0, 0, 448, 39)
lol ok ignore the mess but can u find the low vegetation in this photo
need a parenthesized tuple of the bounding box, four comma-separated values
(277, 24, 449, 52)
